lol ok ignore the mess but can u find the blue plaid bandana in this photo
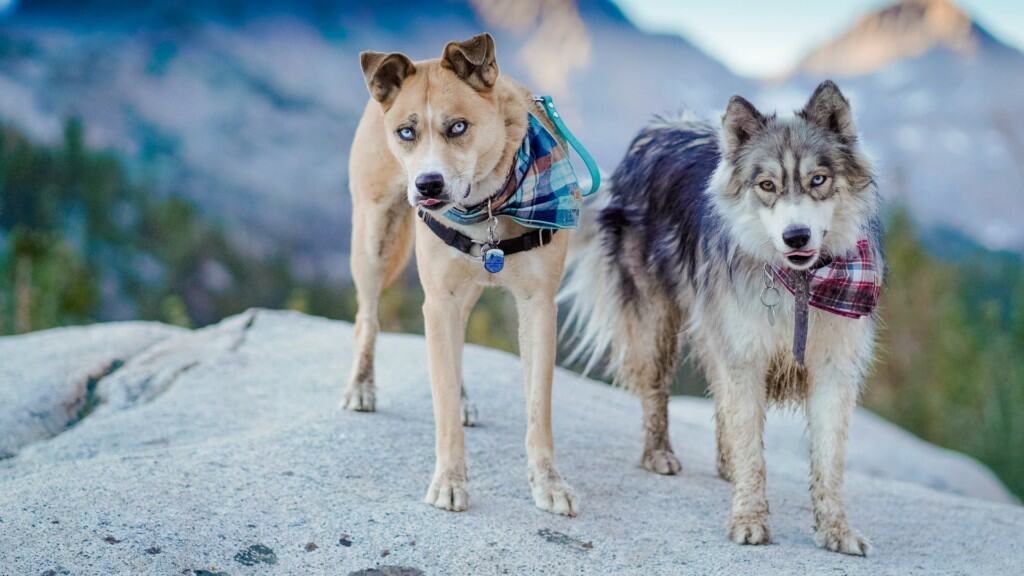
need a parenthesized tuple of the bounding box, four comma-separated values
(444, 113, 582, 229)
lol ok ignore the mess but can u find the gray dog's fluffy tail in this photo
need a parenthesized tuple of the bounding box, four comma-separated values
(558, 190, 624, 378)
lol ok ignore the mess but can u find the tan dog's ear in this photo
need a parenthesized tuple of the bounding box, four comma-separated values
(799, 80, 856, 142)
(722, 95, 765, 153)
(440, 32, 499, 91)
(360, 51, 415, 108)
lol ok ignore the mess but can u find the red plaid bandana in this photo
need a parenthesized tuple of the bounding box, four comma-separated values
(773, 239, 881, 319)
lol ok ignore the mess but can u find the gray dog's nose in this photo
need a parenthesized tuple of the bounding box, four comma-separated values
(415, 172, 445, 197)
(783, 225, 811, 249)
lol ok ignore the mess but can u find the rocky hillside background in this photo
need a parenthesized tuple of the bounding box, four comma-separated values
(1, 0, 1021, 266)
(0, 0, 745, 274)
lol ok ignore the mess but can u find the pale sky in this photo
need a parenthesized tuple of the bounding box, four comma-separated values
(612, 0, 1024, 78)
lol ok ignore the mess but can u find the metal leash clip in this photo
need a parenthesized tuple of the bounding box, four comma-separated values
(760, 263, 781, 326)
(481, 198, 504, 273)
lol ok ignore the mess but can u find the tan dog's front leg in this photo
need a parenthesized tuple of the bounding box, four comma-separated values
(714, 357, 770, 545)
(456, 285, 483, 427)
(806, 358, 869, 555)
(422, 291, 473, 512)
(516, 294, 578, 516)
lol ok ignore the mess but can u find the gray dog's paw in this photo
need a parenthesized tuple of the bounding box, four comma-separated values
(641, 448, 681, 475)
(815, 523, 870, 556)
(728, 516, 771, 546)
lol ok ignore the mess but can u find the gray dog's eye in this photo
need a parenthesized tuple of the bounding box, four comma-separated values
(758, 181, 776, 193)
(397, 127, 416, 141)
(448, 121, 468, 138)
(810, 174, 828, 187)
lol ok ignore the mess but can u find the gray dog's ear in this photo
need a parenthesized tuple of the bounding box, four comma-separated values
(441, 32, 499, 91)
(360, 50, 415, 109)
(800, 80, 856, 142)
(722, 95, 765, 152)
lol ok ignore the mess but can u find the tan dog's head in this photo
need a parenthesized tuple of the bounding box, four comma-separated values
(360, 33, 517, 212)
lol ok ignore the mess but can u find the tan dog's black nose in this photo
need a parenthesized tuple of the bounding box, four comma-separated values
(415, 172, 445, 197)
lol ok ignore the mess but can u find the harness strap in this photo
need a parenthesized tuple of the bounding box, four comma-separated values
(418, 209, 556, 258)
(534, 95, 601, 197)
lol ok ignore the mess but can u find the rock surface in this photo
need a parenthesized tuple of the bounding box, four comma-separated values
(1, 310, 1021, 575)
(0, 321, 185, 459)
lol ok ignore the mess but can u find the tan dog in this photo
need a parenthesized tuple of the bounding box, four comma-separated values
(346, 33, 577, 516)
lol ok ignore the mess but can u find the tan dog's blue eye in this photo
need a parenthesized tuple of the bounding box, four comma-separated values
(758, 181, 775, 193)
(397, 127, 416, 141)
(811, 174, 827, 187)
(448, 121, 468, 137)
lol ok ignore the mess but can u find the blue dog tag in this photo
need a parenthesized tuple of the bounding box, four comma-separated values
(483, 247, 505, 273)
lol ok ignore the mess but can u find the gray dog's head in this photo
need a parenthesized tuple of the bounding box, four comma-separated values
(712, 81, 876, 270)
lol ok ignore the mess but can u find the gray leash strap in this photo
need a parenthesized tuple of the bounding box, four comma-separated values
(793, 271, 811, 365)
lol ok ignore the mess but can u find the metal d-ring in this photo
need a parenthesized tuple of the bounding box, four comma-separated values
(760, 263, 781, 326)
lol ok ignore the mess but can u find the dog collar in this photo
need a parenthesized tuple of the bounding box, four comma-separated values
(417, 208, 557, 263)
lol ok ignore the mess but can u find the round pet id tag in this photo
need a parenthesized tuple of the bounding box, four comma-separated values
(483, 247, 505, 273)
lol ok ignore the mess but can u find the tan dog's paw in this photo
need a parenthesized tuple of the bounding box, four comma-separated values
(424, 475, 469, 512)
(341, 382, 375, 412)
(529, 464, 578, 517)
(641, 448, 681, 475)
(728, 516, 771, 545)
(531, 480, 578, 517)
(815, 523, 870, 556)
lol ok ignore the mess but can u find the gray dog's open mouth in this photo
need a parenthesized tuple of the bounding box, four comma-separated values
(785, 249, 817, 267)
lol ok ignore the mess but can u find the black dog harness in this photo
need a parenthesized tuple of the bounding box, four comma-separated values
(417, 209, 556, 259)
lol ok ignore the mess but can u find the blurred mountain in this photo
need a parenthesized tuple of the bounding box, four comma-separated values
(778, 0, 1024, 251)
(797, 0, 1002, 77)
(0, 0, 746, 277)
(2, 0, 1020, 263)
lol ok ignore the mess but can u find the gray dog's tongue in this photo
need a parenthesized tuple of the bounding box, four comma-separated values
(793, 272, 811, 365)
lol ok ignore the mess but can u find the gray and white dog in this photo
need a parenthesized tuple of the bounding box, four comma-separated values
(562, 81, 882, 555)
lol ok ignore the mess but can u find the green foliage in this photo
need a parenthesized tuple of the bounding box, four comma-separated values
(0, 119, 301, 332)
(865, 207, 1024, 499)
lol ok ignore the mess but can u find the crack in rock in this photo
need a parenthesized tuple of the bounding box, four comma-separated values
(97, 310, 260, 412)
(2, 310, 261, 461)
(1, 326, 178, 459)
(66, 359, 126, 429)
(229, 309, 258, 352)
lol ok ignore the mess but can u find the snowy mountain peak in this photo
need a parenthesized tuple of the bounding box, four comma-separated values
(797, 0, 1001, 77)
